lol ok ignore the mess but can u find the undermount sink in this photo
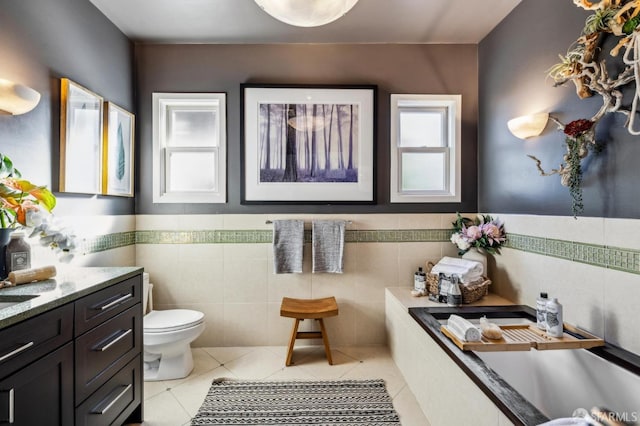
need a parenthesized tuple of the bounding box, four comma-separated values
(0, 294, 39, 310)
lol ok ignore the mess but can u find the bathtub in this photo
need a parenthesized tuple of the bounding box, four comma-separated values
(407, 305, 640, 425)
(477, 336, 640, 423)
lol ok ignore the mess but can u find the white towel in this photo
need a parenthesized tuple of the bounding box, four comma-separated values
(312, 220, 346, 274)
(446, 314, 481, 342)
(437, 256, 484, 275)
(431, 256, 483, 283)
(272, 220, 304, 274)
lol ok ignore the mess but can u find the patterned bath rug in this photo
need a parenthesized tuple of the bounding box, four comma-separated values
(191, 378, 401, 425)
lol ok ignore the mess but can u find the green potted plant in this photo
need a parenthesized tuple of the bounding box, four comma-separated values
(0, 153, 56, 230)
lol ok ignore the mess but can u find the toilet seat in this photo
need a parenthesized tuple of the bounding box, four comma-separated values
(144, 309, 204, 334)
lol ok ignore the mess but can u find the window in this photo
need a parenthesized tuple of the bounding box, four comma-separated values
(390, 94, 461, 203)
(152, 93, 226, 203)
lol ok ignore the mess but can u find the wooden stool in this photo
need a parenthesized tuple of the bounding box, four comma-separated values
(280, 296, 339, 366)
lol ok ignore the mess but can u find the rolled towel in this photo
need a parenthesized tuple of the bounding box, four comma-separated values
(447, 314, 481, 342)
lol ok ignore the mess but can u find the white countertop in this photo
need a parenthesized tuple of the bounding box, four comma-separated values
(385, 286, 515, 309)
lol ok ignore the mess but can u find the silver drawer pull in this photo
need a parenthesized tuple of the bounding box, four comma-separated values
(94, 329, 132, 352)
(8, 388, 14, 424)
(91, 384, 132, 415)
(97, 293, 133, 311)
(0, 342, 34, 363)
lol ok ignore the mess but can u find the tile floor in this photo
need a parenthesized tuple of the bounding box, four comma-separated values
(130, 345, 429, 426)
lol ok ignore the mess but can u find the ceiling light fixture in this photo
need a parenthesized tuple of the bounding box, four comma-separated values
(507, 113, 549, 139)
(0, 79, 41, 115)
(254, 0, 359, 27)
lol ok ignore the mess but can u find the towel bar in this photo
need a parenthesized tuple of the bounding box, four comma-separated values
(265, 220, 352, 224)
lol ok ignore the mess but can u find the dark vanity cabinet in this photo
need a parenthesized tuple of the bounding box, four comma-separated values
(0, 305, 74, 425)
(0, 271, 143, 426)
(74, 275, 143, 426)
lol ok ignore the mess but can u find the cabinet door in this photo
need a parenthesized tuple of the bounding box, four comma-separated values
(0, 342, 73, 425)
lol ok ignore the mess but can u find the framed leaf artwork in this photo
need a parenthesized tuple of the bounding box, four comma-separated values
(103, 102, 135, 197)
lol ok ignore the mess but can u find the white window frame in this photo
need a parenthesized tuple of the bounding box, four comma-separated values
(152, 92, 226, 203)
(390, 94, 461, 203)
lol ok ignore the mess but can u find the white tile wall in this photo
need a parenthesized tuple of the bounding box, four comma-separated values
(136, 214, 452, 347)
(490, 213, 640, 355)
(57, 213, 639, 354)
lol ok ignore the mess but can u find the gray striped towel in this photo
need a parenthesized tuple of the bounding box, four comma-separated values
(272, 220, 304, 274)
(312, 220, 346, 273)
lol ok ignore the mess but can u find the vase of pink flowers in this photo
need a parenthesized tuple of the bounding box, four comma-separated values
(450, 213, 506, 274)
(451, 212, 506, 258)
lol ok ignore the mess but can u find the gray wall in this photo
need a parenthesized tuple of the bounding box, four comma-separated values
(479, 0, 640, 218)
(135, 43, 478, 214)
(0, 0, 134, 216)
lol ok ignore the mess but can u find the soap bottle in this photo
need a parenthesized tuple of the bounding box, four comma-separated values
(414, 267, 426, 294)
(5, 231, 31, 275)
(536, 292, 548, 330)
(447, 276, 462, 307)
(438, 274, 450, 303)
(545, 298, 564, 337)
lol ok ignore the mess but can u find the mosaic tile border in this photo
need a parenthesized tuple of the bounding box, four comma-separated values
(505, 233, 640, 275)
(79, 231, 136, 255)
(83, 230, 640, 275)
(133, 229, 452, 245)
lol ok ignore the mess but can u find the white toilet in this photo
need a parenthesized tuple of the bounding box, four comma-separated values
(142, 273, 205, 381)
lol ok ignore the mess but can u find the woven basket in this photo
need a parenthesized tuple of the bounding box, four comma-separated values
(425, 261, 491, 304)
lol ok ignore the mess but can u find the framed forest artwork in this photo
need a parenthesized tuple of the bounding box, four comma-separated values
(103, 102, 135, 197)
(241, 84, 376, 203)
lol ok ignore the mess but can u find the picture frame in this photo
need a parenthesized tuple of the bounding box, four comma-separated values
(59, 78, 104, 194)
(241, 84, 376, 203)
(103, 102, 135, 197)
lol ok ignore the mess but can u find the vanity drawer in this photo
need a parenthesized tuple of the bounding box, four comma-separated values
(0, 303, 73, 379)
(75, 355, 141, 426)
(75, 305, 142, 404)
(75, 275, 141, 337)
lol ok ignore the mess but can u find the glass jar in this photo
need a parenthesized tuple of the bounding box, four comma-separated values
(5, 231, 31, 274)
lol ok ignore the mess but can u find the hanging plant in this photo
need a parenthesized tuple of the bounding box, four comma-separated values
(528, 0, 640, 216)
(564, 118, 596, 216)
(528, 118, 596, 217)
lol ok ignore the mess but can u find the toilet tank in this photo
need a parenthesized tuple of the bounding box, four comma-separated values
(142, 272, 153, 314)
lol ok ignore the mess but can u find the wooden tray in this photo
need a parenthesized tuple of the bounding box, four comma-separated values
(441, 322, 604, 352)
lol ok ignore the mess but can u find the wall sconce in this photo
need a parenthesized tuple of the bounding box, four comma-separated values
(254, 0, 359, 27)
(0, 78, 41, 115)
(507, 112, 549, 139)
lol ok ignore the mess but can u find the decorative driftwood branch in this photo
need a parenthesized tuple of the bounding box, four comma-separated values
(533, 0, 640, 215)
(527, 155, 568, 179)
